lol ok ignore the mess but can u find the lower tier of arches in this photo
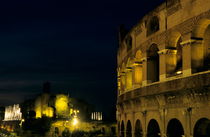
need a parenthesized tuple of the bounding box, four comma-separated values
(118, 107, 210, 137)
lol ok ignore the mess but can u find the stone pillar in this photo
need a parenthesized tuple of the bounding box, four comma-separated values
(158, 49, 167, 81)
(121, 72, 126, 94)
(160, 49, 179, 78)
(126, 67, 133, 91)
(133, 62, 143, 88)
(142, 56, 148, 86)
(181, 33, 192, 77)
(142, 111, 147, 137)
(132, 111, 135, 137)
(118, 76, 121, 96)
(185, 107, 193, 137)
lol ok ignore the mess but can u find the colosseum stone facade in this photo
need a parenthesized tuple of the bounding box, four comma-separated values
(117, 0, 210, 137)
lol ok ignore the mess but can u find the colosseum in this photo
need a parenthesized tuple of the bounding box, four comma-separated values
(116, 0, 210, 137)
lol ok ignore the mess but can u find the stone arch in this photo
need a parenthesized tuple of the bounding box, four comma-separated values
(121, 63, 126, 93)
(147, 16, 160, 36)
(121, 120, 125, 137)
(166, 118, 184, 137)
(166, 32, 183, 76)
(193, 118, 210, 137)
(134, 50, 143, 85)
(126, 120, 132, 137)
(147, 119, 160, 137)
(191, 18, 210, 73)
(126, 58, 133, 90)
(135, 119, 143, 137)
(147, 44, 159, 83)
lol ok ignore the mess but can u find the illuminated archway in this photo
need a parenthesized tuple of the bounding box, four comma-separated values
(167, 119, 184, 137)
(147, 119, 160, 137)
(121, 121, 125, 137)
(135, 119, 143, 137)
(191, 19, 210, 73)
(147, 44, 159, 83)
(134, 50, 143, 85)
(126, 58, 133, 90)
(166, 32, 182, 76)
(126, 120, 132, 137)
(194, 118, 210, 137)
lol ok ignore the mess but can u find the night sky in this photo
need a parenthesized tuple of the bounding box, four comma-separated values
(0, 0, 164, 116)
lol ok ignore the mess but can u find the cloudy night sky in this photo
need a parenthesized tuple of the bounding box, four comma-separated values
(0, 0, 164, 115)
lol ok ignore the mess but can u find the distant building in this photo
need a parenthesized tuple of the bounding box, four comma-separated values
(21, 82, 94, 121)
(91, 112, 102, 121)
(71, 98, 94, 121)
(4, 104, 22, 121)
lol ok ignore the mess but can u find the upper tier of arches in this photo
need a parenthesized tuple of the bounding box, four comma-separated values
(117, 17, 210, 95)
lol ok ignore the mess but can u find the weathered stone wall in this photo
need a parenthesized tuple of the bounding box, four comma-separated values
(117, 0, 210, 137)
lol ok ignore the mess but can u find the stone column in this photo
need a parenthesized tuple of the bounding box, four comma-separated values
(181, 33, 192, 77)
(118, 76, 121, 96)
(125, 67, 133, 91)
(142, 56, 148, 86)
(158, 49, 167, 81)
(120, 72, 126, 94)
(133, 62, 143, 88)
(142, 111, 147, 137)
(132, 111, 135, 137)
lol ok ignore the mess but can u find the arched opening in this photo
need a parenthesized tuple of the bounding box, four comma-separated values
(121, 121, 125, 137)
(191, 19, 210, 73)
(126, 59, 133, 90)
(147, 44, 159, 83)
(126, 120, 132, 137)
(167, 119, 184, 137)
(166, 32, 183, 76)
(147, 119, 160, 137)
(135, 119, 143, 137)
(134, 50, 143, 85)
(147, 16, 160, 36)
(194, 118, 210, 137)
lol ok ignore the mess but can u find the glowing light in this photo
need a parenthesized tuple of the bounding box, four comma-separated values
(42, 107, 54, 117)
(19, 119, 25, 126)
(91, 112, 102, 121)
(176, 71, 182, 74)
(35, 97, 42, 118)
(4, 104, 22, 121)
(72, 117, 78, 126)
(70, 108, 79, 118)
(55, 94, 69, 117)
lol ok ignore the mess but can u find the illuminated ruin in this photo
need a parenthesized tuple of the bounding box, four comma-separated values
(117, 0, 210, 137)
(4, 104, 22, 121)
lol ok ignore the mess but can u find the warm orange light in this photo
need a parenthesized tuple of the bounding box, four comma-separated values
(55, 94, 69, 117)
(176, 71, 182, 75)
